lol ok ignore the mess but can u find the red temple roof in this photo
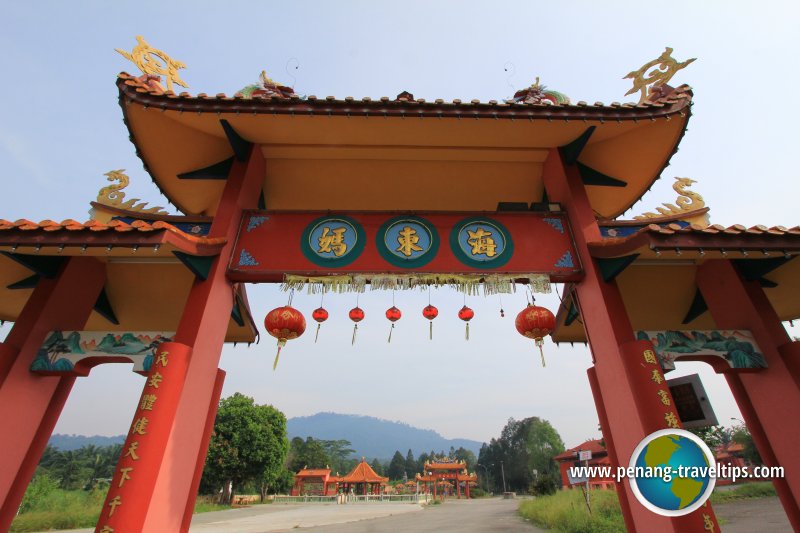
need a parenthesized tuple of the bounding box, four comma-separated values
(554, 439, 607, 461)
(340, 459, 388, 484)
(117, 71, 692, 219)
(295, 468, 332, 478)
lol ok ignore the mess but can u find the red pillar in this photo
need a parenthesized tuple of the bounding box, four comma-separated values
(542, 148, 719, 532)
(95, 146, 265, 532)
(696, 259, 800, 529)
(180, 369, 225, 531)
(0, 257, 105, 532)
(588, 367, 636, 529)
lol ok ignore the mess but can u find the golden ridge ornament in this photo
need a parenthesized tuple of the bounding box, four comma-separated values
(116, 35, 188, 93)
(93, 170, 167, 217)
(624, 47, 695, 104)
(634, 177, 709, 227)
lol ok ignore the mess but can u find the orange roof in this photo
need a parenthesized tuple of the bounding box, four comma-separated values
(554, 220, 800, 342)
(117, 71, 692, 220)
(554, 439, 607, 461)
(0, 218, 226, 254)
(340, 459, 389, 484)
(425, 461, 467, 471)
(295, 468, 331, 477)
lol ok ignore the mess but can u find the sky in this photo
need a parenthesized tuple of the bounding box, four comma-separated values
(1, 1, 799, 450)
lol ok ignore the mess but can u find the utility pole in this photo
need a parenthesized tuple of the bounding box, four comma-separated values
(500, 460, 507, 493)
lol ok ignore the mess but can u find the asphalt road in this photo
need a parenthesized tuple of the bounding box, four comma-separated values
(284, 498, 542, 533)
(54, 495, 791, 532)
(188, 498, 540, 533)
(713, 496, 791, 533)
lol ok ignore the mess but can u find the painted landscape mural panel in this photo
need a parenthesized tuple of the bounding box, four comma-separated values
(636, 330, 767, 372)
(31, 331, 174, 374)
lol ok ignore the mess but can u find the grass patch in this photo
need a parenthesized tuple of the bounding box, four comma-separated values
(710, 482, 776, 504)
(11, 487, 105, 532)
(518, 489, 624, 533)
(10, 479, 238, 532)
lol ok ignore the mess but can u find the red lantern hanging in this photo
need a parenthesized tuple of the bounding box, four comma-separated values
(458, 305, 474, 340)
(422, 304, 438, 340)
(515, 303, 556, 367)
(349, 306, 365, 345)
(386, 306, 402, 343)
(312, 307, 329, 343)
(264, 305, 306, 370)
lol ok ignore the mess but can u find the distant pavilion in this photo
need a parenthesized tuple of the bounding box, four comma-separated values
(291, 467, 339, 496)
(291, 459, 388, 496)
(339, 458, 389, 495)
(417, 458, 477, 499)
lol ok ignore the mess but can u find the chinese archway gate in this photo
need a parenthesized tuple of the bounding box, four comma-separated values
(417, 459, 477, 500)
(1, 42, 800, 532)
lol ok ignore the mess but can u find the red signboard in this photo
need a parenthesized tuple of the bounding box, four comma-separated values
(228, 211, 581, 282)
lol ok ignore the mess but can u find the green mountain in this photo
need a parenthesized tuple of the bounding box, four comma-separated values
(48, 434, 125, 451)
(287, 412, 482, 460)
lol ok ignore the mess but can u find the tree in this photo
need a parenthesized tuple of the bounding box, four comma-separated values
(320, 439, 356, 474)
(201, 393, 288, 504)
(732, 425, 762, 465)
(405, 449, 416, 477)
(477, 417, 565, 494)
(416, 452, 429, 474)
(452, 447, 477, 472)
(387, 450, 406, 480)
(287, 437, 330, 473)
(690, 425, 732, 450)
(370, 458, 385, 476)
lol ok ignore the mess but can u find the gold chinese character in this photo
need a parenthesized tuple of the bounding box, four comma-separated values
(119, 467, 133, 488)
(703, 513, 715, 532)
(657, 389, 671, 406)
(131, 417, 149, 436)
(467, 228, 497, 257)
(108, 495, 122, 517)
(643, 350, 657, 365)
(100, 526, 114, 533)
(396, 226, 423, 257)
(651, 369, 664, 385)
(140, 394, 157, 411)
(125, 441, 140, 461)
(665, 412, 680, 429)
(155, 351, 169, 367)
(148, 372, 163, 389)
(318, 227, 347, 257)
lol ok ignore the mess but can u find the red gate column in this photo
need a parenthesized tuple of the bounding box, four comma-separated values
(696, 259, 800, 529)
(180, 368, 226, 532)
(95, 145, 265, 532)
(0, 257, 106, 531)
(542, 148, 719, 532)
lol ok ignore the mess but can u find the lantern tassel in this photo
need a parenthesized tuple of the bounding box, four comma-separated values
(388, 323, 395, 343)
(273, 339, 286, 371)
(429, 321, 433, 340)
(315, 323, 321, 343)
(465, 322, 470, 341)
(536, 338, 546, 367)
(352, 324, 358, 345)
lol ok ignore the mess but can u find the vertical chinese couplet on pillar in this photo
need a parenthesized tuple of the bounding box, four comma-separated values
(96, 343, 190, 531)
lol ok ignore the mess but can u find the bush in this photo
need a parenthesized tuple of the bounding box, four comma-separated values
(711, 482, 776, 504)
(529, 473, 559, 496)
(18, 472, 58, 514)
(519, 489, 624, 533)
(11, 486, 106, 532)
